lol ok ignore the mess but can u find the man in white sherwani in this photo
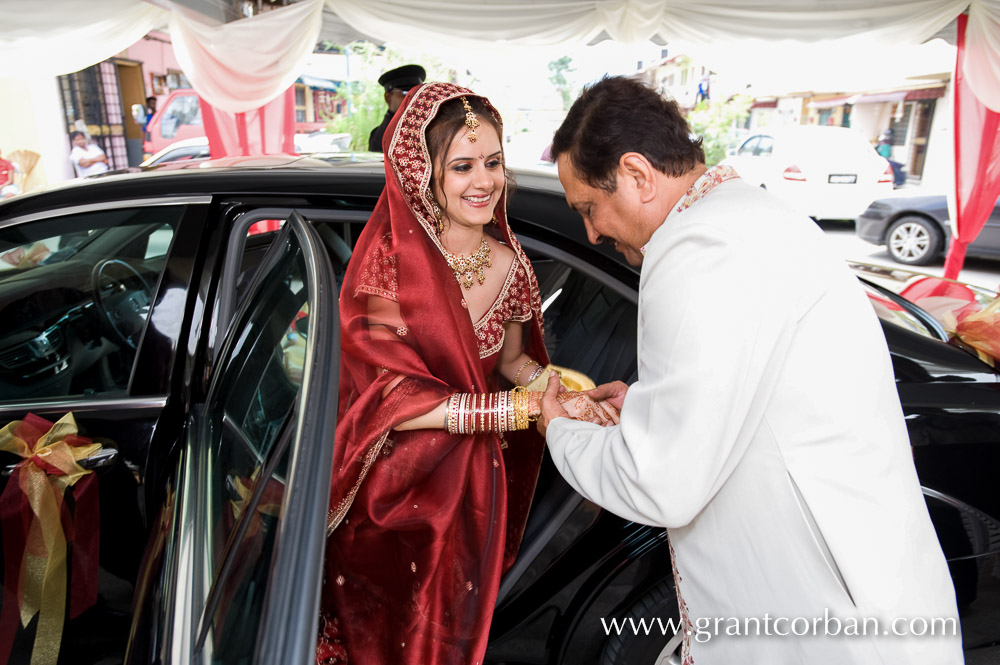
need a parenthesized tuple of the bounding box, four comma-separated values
(537, 76, 962, 665)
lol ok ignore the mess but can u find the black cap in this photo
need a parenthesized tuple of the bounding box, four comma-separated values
(378, 64, 426, 92)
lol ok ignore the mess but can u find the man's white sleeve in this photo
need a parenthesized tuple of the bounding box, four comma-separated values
(545, 221, 802, 528)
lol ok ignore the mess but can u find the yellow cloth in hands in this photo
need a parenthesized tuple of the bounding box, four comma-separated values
(525, 364, 595, 392)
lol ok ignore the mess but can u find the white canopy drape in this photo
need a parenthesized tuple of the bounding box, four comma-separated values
(1, 0, 999, 112)
(169, 0, 324, 113)
(0, 0, 168, 78)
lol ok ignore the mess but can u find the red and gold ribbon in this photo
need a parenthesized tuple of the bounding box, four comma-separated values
(0, 413, 102, 665)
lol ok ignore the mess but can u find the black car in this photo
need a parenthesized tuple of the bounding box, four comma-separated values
(0, 157, 997, 665)
(856, 192, 1000, 265)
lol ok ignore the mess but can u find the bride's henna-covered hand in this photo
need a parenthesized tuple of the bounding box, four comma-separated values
(557, 391, 618, 425)
(537, 372, 618, 435)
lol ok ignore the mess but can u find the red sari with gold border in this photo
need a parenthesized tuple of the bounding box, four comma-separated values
(318, 83, 548, 665)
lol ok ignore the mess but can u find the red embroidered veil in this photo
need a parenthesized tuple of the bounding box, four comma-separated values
(318, 83, 549, 664)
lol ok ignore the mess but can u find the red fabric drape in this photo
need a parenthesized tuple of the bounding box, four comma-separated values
(319, 83, 548, 665)
(200, 85, 296, 158)
(944, 13, 1000, 279)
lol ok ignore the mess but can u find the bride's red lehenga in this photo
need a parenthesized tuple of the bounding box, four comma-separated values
(316, 83, 549, 665)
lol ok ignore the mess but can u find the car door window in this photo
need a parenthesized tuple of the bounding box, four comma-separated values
(755, 136, 774, 156)
(737, 136, 760, 156)
(195, 219, 337, 664)
(202, 255, 305, 662)
(160, 95, 202, 140)
(527, 251, 639, 386)
(0, 207, 180, 402)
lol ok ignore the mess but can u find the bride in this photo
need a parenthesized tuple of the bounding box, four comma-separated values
(317, 82, 616, 665)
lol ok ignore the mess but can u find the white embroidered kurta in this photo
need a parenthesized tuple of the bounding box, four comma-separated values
(546, 171, 963, 664)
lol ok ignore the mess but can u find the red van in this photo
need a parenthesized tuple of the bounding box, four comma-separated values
(143, 89, 326, 156)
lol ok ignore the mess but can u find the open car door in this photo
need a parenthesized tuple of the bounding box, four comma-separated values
(127, 211, 338, 664)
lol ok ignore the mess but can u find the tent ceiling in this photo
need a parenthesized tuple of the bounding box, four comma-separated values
(2, 1, 999, 112)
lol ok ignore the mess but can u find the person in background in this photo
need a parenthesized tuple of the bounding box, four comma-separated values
(367, 64, 426, 152)
(69, 132, 109, 178)
(537, 76, 961, 665)
(143, 96, 157, 138)
(875, 129, 893, 159)
(877, 129, 906, 187)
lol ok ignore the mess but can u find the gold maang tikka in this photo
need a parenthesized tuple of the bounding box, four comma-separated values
(461, 97, 480, 142)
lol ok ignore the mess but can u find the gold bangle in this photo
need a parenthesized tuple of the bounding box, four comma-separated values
(511, 386, 530, 430)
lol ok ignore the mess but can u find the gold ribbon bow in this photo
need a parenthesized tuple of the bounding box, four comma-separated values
(0, 413, 101, 665)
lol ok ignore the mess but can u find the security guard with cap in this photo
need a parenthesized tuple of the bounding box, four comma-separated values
(367, 64, 427, 152)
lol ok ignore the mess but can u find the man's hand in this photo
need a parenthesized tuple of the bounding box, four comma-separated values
(537, 372, 620, 436)
(536, 372, 568, 436)
(586, 381, 629, 412)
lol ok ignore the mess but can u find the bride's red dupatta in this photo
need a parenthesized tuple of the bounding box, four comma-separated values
(319, 83, 548, 665)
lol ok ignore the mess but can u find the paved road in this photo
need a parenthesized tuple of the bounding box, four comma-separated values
(816, 220, 1000, 292)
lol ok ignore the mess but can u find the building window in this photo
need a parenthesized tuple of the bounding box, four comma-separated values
(295, 84, 308, 123)
(889, 104, 912, 145)
(165, 70, 190, 90)
(57, 62, 127, 169)
(313, 90, 338, 121)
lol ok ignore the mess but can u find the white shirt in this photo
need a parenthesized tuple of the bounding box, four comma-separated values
(546, 172, 962, 664)
(70, 144, 109, 177)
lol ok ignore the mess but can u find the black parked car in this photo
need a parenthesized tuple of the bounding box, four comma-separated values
(0, 157, 997, 665)
(856, 192, 1000, 265)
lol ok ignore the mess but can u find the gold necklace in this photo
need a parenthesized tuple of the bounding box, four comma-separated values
(442, 237, 492, 289)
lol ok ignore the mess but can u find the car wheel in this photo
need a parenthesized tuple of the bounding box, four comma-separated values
(886, 216, 942, 266)
(600, 579, 683, 665)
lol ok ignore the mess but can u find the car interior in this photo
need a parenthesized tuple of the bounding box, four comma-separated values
(0, 209, 180, 402)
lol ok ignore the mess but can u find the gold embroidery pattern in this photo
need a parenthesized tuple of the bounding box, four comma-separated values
(355, 232, 398, 301)
(674, 165, 740, 215)
(669, 539, 695, 665)
(474, 259, 534, 358)
(327, 428, 392, 536)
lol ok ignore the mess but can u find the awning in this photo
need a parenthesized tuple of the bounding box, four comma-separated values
(750, 99, 778, 109)
(905, 87, 946, 100)
(297, 75, 342, 91)
(848, 91, 908, 104)
(807, 95, 851, 110)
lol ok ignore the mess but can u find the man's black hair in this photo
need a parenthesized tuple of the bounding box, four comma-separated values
(551, 76, 705, 192)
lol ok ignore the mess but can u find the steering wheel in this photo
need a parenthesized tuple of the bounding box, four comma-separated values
(91, 259, 153, 349)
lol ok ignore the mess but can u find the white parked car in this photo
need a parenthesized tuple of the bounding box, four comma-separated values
(721, 125, 894, 220)
(139, 137, 211, 166)
(140, 132, 352, 167)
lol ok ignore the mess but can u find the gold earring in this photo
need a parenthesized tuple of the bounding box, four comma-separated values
(491, 214, 499, 225)
(433, 203, 443, 234)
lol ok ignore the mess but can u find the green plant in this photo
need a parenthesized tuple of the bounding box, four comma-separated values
(324, 42, 454, 151)
(687, 95, 752, 166)
(326, 80, 387, 151)
(548, 56, 576, 112)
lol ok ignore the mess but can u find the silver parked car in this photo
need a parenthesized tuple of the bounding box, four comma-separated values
(856, 193, 1000, 265)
